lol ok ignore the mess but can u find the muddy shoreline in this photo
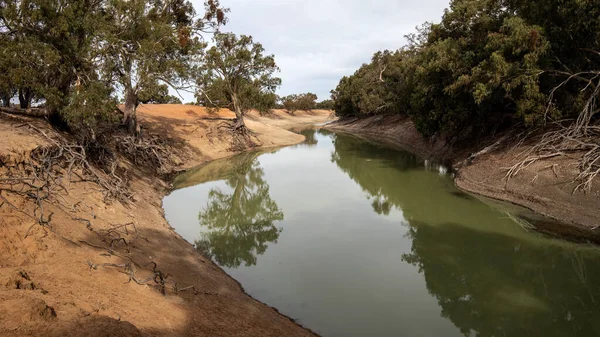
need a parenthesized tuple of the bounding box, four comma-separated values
(325, 115, 600, 243)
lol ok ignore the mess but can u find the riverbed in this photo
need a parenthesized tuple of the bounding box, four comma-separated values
(164, 128, 600, 337)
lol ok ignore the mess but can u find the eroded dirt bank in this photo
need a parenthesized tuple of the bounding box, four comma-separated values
(325, 115, 454, 161)
(326, 115, 600, 241)
(0, 107, 332, 337)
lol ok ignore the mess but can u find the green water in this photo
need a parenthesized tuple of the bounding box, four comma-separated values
(163, 129, 600, 337)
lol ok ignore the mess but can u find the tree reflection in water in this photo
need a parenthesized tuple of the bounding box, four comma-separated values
(196, 152, 283, 268)
(329, 132, 420, 216)
(328, 130, 600, 336)
(290, 128, 319, 147)
(401, 222, 600, 337)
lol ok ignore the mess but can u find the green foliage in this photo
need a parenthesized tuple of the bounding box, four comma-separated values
(331, 0, 600, 139)
(407, 1, 550, 136)
(252, 89, 278, 115)
(0, 0, 107, 114)
(197, 77, 278, 115)
(280, 94, 299, 113)
(197, 33, 281, 125)
(315, 99, 334, 110)
(196, 153, 283, 267)
(98, 0, 214, 98)
(297, 92, 318, 111)
(280, 92, 318, 114)
(0, 0, 226, 133)
(332, 50, 403, 117)
(61, 82, 119, 129)
(138, 84, 182, 104)
(98, 0, 226, 133)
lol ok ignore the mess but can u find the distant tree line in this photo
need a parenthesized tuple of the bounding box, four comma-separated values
(279, 93, 317, 114)
(331, 0, 600, 140)
(278, 93, 333, 114)
(198, 87, 334, 117)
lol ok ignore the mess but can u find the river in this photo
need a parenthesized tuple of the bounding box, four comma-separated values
(163, 128, 600, 337)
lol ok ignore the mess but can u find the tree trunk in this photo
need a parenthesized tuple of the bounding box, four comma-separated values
(231, 93, 245, 129)
(18, 88, 32, 109)
(0, 92, 10, 107)
(122, 89, 140, 136)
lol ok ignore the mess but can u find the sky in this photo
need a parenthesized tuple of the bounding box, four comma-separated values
(187, 0, 450, 102)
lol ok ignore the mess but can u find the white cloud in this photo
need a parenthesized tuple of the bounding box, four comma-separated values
(188, 0, 450, 101)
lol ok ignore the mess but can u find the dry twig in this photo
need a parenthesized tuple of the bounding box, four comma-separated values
(505, 69, 600, 192)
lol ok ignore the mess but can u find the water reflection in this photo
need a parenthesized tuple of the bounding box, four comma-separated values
(166, 129, 600, 337)
(290, 128, 318, 147)
(330, 133, 422, 216)
(402, 222, 600, 337)
(369, 194, 392, 216)
(328, 130, 600, 336)
(196, 152, 283, 268)
(330, 132, 532, 237)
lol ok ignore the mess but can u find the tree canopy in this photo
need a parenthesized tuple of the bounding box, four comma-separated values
(315, 99, 334, 110)
(0, 0, 109, 119)
(98, 0, 226, 134)
(331, 0, 600, 140)
(196, 33, 281, 129)
(0, 0, 227, 134)
(280, 92, 318, 114)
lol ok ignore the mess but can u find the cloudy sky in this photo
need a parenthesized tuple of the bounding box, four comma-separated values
(189, 0, 450, 102)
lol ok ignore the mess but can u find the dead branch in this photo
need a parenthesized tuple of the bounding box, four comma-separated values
(91, 261, 171, 295)
(115, 134, 174, 174)
(0, 124, 135, 243)
(173, 283, 218, 296)
(458, 134, 511, 167)
(506, 67, 600, 192)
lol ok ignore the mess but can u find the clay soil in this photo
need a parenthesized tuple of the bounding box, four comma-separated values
(326, 114, 600, 241)
(0, 107, 332, 337)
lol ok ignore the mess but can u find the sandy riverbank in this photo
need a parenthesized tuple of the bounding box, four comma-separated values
(325, 115, 600, 242)
(0, 106, 331, 336)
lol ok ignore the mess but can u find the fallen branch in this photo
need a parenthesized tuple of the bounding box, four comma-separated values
(0, 107, 48, 117)
(89, 261, 171, 295)
(0, 123, 135, 243)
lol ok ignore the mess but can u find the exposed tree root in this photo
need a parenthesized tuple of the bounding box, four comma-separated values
(505, 70, 600, 193)
(87, 260, 205, 296)
(115, 133, 174, 174)
(0, 121, 200, 298)
(0, 121, 176, 229)
(216, 119, 263, 152)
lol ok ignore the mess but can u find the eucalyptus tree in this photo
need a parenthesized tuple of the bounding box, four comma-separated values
(196, 77, 278, 115)
(280, 94, 299, 114)
(297, 92, 318, 111)
(280, 93, 317, 114)
(98, 0, 227, 134)
(0, 0, 107, 117)
(197, 33, 281, 130)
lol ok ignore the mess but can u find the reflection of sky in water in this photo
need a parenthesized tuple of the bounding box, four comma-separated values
(164, 129, 600, 337)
